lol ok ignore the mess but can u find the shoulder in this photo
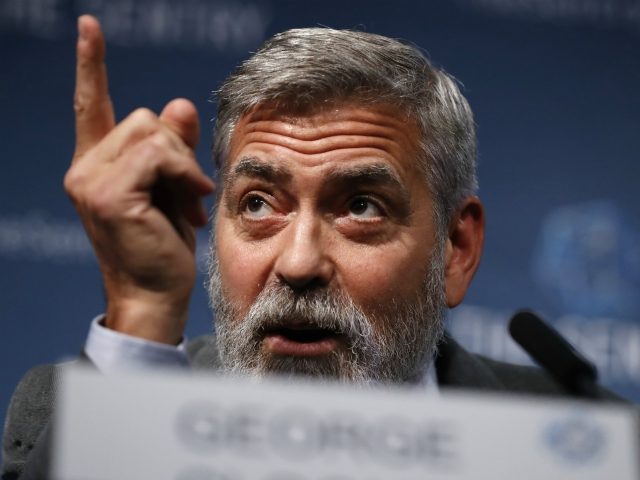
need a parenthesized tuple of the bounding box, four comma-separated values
(1, 337, 218, 479)
(436, 333, 623, 401)
(472, 353, 566, 394)
(435, 333, 560, 394)
(3, 363, 69, 478)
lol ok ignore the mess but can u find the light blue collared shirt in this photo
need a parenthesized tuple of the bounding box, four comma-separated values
(85, 315, 190, 371)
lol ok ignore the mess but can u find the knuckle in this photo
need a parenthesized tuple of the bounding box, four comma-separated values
(63, 167, 84, 196)
(169, 160, 190, 178)
(73, 93, 110, 116)
(136, 139, 162, 161)
(86, 187, 118, 220)
(176, 155, 196, 174)
(129, 107, 158, 125)
(64, 166, 119, 221)
(149, 130, 174, 150)
(73, 93, 87, 115)
(123, 142, 161, 175)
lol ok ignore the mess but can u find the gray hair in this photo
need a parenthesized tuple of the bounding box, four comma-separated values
(213, 27, 477, 232)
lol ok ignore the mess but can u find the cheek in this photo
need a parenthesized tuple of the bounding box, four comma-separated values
(215, 221, 273, 308)
(337, 239, 432, 310)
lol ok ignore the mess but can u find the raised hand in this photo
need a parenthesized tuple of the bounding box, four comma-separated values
(65, 15, 215, 344)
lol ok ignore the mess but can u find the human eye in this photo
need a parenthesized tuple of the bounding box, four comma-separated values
(241, 194, 274, 219)
(347, 197, 384, 219)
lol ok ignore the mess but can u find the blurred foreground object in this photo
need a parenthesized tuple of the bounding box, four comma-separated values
(51, 366, 639, 480)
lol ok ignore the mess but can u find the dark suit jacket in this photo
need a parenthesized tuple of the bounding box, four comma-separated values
(1, 333, 622, 479)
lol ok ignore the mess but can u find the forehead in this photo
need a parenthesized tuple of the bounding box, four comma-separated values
(223, 102, 424, 183)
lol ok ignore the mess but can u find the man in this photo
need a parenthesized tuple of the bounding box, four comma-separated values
(2, 15, 617, 480)
(64, 14, 482, 382)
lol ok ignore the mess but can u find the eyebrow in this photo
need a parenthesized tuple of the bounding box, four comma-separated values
(222, 156, 292, 191)
(325, 164, 412, 220)
(325, 164, 410, 200)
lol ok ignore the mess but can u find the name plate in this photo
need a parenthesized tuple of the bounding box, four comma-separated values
(53, 366, 638, 480)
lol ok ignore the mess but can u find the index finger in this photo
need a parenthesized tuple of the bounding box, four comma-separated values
(73, 15, 115, 160)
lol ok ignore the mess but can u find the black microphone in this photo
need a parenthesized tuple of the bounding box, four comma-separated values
(509, 310, 600, 399)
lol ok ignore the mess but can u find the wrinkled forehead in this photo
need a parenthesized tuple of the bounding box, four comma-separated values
(220, 100, 424, 179)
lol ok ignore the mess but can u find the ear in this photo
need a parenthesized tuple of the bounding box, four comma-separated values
(444, 196, 485, 308)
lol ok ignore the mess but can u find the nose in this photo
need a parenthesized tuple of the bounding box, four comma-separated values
(273, 212, 334, 290)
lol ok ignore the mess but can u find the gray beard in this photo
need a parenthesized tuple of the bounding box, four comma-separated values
(207, 246, 446, 386)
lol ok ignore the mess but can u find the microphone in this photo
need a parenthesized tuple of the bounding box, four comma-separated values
(509, 310, 600, 399)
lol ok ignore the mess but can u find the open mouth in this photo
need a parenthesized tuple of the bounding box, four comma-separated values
(262, 326, 342, 356)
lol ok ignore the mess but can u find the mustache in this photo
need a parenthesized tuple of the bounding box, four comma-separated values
(237, 283, 376, 345)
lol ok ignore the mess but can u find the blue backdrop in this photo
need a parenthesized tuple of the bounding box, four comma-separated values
(2, 0, 639, 440)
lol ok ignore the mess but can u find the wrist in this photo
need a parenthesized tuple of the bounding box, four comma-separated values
(105, 294, 190, 345)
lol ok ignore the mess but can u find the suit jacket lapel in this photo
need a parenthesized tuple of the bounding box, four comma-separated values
(435, 333, 506, 392)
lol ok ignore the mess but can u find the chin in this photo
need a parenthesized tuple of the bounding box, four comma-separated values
(233, 349, 372, 385)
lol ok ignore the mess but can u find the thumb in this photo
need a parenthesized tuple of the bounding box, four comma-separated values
(159, 98, 200, 150)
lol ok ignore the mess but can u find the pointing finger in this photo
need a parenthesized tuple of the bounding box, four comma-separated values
(74, 15, 115, 160)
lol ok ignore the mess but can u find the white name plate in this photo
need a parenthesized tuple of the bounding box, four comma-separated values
(53, 366, 638, 480)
